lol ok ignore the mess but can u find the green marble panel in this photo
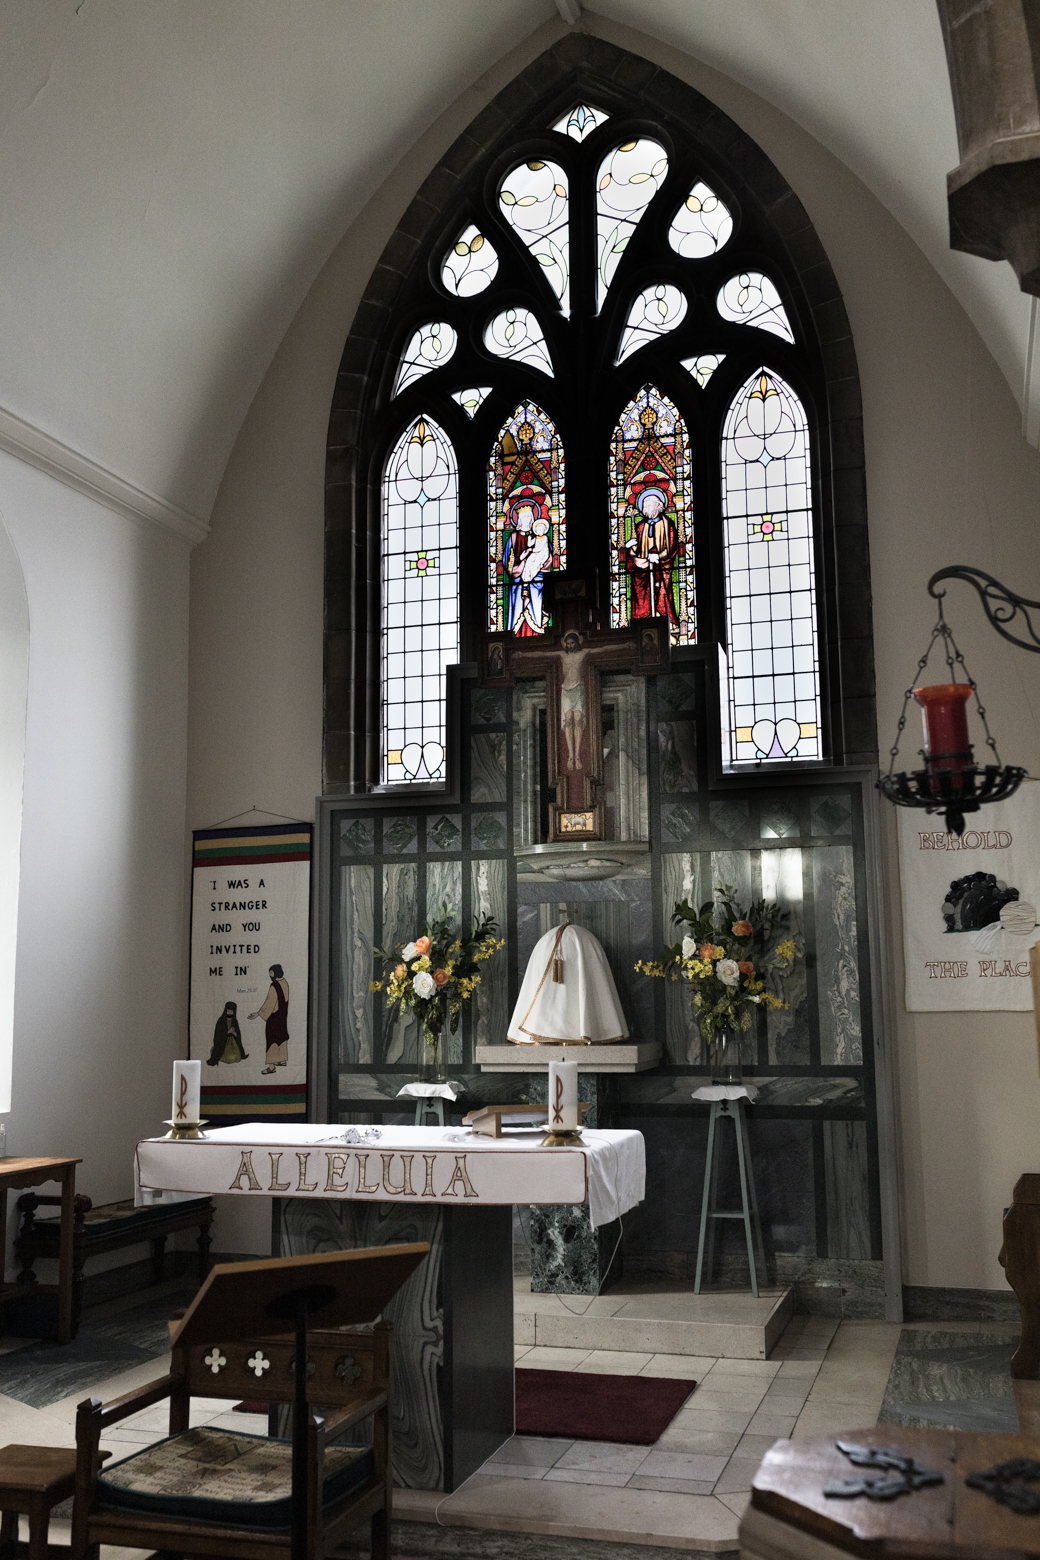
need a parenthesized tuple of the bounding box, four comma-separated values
(471, 857, 508, 1046)
(470, 733, 507, 802)
(382, 863, 418, 1065)
(823, 1119, 870, 1259)
(813, 844, 862, 1064)
(761, 847, 809, 1065)
(660, 852, 705, 1063)
(336, 864, 373, 1066)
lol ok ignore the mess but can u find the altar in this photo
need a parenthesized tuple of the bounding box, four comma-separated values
(137, 1121, 645, 1492)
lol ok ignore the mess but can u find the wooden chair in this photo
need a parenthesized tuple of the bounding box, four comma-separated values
(71, 1243, 429, 1560)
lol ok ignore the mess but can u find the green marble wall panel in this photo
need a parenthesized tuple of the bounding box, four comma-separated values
(336, 864, 373, 1066)
(813, 844, 862, 1064)
(470, 733, 507, 802)
(761, 847, 810, 1065)
(823, 1119, 871, 1260)
(657, 720, 698, 793)
(661, 851, 705, 1063)
(472, 857, 508, 1046)
(382, 863, 418, 1065)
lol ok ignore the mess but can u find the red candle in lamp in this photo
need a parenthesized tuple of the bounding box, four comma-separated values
(912, 683, 974, 776)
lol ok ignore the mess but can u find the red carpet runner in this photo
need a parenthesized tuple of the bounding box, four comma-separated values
(514, 1367, 695, 1445)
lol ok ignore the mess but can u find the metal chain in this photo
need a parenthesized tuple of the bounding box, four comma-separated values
(886, 607, 950, 778)
(886, 596, 1002, 774)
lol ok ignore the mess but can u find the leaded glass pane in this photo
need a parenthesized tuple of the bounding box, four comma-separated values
(451, 386, 491, 418)
(498, 159, 570, 312)
(668, 181, 733, 258)
(616, 283, 687, 363)
(552, 103, 608, 141)
(441, 224, 498, 297)
(609, 385, 694, 645)
(488, 401, 565, 635)
(381, 417, 459, 784)
(596, 138, 668, 308)
(682, 353, 726, 387)
(722, 370, 820, 763)
(484, 308, 553, 376)
(393, 321, 458, 396)
(717, 272, 794, 342)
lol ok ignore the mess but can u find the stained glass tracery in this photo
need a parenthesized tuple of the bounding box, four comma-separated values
(595, 138, 669, 308)
(682, 353, 726, 387)
(616, 283, 687, 363)
(668, 181, 733, 258)
(552, 103, 608, 141)
(451, 386, 491, 417)
(393, 321, 457, 396)
(381, 416, 459, 784)
(499, 159, 570, 312)
(717, 272, 794, 342)
(488, 402, 564, 637)
(484, 308, 553, 376)
(609, 386, 694, 645)
(441, 225, 498, 297)
(722, 369, 819, 763)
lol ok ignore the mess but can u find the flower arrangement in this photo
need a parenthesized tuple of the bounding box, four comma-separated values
(636, 883, 800, 1041)
(369, 906, 505, 1052)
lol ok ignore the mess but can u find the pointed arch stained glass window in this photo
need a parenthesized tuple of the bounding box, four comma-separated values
(488, 402, 565, 636)
(722, 369, 820, 763)
(668, 181, 733, 258)
(484, 308, 553, 375)
(595, 139, 668, 308)
(717, 272, 794, 342)
(381, 416, 459, 784)
(553, 103, 609, 141)
(499, 159, 570, 311)
(609, 386, 694, 645)
(451, 386, 491, 418)
(441, 225, 498, 297)
(616, 283, 687, 363)
(393, 321, 457, 396)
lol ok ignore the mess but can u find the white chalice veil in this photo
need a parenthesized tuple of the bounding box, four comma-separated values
(508, 923, 629, 1044)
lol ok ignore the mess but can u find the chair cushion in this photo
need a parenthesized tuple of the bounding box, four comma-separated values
(95, 1426, 372, 1529)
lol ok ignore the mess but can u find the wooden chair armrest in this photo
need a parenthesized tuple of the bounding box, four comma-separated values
(318, 1391, 387, 1445)
(96, 1372, 177, 1425)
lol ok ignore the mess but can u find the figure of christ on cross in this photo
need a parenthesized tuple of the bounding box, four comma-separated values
(479, 604, 670, 842)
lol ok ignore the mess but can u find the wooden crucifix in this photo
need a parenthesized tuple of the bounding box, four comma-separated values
(479, 598, 670, 842)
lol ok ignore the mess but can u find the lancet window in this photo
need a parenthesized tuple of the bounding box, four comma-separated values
(368, 92, 839, 783)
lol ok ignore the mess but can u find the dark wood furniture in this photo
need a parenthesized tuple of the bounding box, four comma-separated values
(744, 1426, 1040, 1559)
(72, 1243, 429, 1560)
(0, 1158, 79, 1346)
(14, 1193, 213, 1334)
(998, 1171, 1040, 1375)
(0, 1445, 109, 1560)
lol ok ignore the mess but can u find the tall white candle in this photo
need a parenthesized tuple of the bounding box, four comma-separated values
(548, 1057, 579, 1131)
(172, 1060, 201, 1124)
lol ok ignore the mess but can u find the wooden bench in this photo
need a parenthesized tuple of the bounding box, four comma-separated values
(13, 1194, 213, 1335)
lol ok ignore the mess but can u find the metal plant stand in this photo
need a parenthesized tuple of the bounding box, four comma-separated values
(693, 1093, 767, 1298)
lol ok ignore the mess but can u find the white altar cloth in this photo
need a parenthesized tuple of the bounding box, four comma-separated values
(136, 1122, 645, 1230)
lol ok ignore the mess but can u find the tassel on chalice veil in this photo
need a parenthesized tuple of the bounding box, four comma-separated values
(553, 951, 564, 983)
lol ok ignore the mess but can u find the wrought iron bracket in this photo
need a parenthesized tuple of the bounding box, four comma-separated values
(929, 567, 1040, 653)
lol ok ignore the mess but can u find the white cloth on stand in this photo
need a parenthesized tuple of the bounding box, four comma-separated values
(692, 1084, 759, 1102)
(508, 923, 628, 1045)
(396, 1082, 462, 1100)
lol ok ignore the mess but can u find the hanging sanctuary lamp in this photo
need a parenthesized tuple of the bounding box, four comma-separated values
(878, 569, 1027, 836)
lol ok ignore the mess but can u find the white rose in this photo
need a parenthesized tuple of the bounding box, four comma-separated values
(401, 942, 417, 962)
(717, 958, 740, 987)
(681, 936, 697, 958)
(412, 971, 436, 999)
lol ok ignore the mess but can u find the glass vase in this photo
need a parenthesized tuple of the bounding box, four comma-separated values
(422, 1020, 446, 1082)
(704, 1023, 742, 1086)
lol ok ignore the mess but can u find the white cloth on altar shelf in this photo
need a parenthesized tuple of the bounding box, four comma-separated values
(507, 923, 628, 1045)
(396, 1082, 462, 1100)
(135, 1121, 644, 1229)
(692, 1084, 759, 1102)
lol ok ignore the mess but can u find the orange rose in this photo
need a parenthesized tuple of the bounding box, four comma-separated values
(432, 968, 450, 986)
(414, 936, 432, 955)
(699, 943, 715, 960)
(738, 960, 754, 975)
(732, 920, 753, 938)
(394, 963, 407, 979)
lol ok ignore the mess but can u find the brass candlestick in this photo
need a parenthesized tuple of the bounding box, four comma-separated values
(162, 1119, 208, 1140)
(542, 1127, 584, 1148)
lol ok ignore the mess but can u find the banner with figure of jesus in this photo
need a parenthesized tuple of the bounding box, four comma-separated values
(189, 822, 312, 1124)
(897, 786, 1040, 1011)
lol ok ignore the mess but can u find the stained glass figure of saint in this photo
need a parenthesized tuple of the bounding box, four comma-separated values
(609, 387, 694, 645)
(488, 402, 565, 637)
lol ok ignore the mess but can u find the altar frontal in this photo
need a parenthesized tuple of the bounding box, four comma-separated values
(137, 1123, 644, 1229)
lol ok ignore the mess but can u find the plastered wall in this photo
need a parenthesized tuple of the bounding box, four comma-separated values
(189, 16, 1040, 1287)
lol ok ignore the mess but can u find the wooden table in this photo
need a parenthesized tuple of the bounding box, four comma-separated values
(744, 1426, 1040, 1560)
(0, 1444, 108, 1560)
(0, 1158, 79, 1346)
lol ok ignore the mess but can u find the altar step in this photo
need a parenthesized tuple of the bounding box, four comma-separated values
(514, 1277, 795, 1360)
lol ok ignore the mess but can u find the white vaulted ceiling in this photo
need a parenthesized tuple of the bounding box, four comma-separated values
(0, 0, 1029, 529)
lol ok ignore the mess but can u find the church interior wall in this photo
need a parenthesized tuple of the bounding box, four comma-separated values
(0, 451, 191, 1272)
(188, 18, 1040, 1292)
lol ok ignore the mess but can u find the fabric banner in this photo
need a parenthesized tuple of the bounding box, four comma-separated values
(135, 1124, 646, 1229)
(897, 786, 1040, 1011)
(190, 823, 312, 1123)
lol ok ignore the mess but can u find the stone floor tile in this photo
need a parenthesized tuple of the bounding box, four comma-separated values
(515, 1346, 590, 1370)
(639, 1354, 716, 1379)
(685, 1387, 767, 1413)
(486, 1435, 574, 1467)
(717, 1490, 751, 1518)
(746, 1411, 798, 1436)
(714, 1456, 764, 1494)
(628, 1475, 718, 1495)
(705, 1358, 781, 1378)
(759, 1390, 810, 1414)
(574, 1350, 655, 1375)
(555, 1441, 651, 1475)
(645, 1426, 741, 1456)
(514, 1346, 531, 1361)
(543, 1467, 633, 1487)
(659, 1406, 754, 1436)
(792, 1402, 881, 1439)
(775, 1359, 823, 1380)
(735, 1432, 781, 1457)
(476, 1462, 549, 1480)
(205, 1412, 269, 1433)
(638, 1449, 729, 1481)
